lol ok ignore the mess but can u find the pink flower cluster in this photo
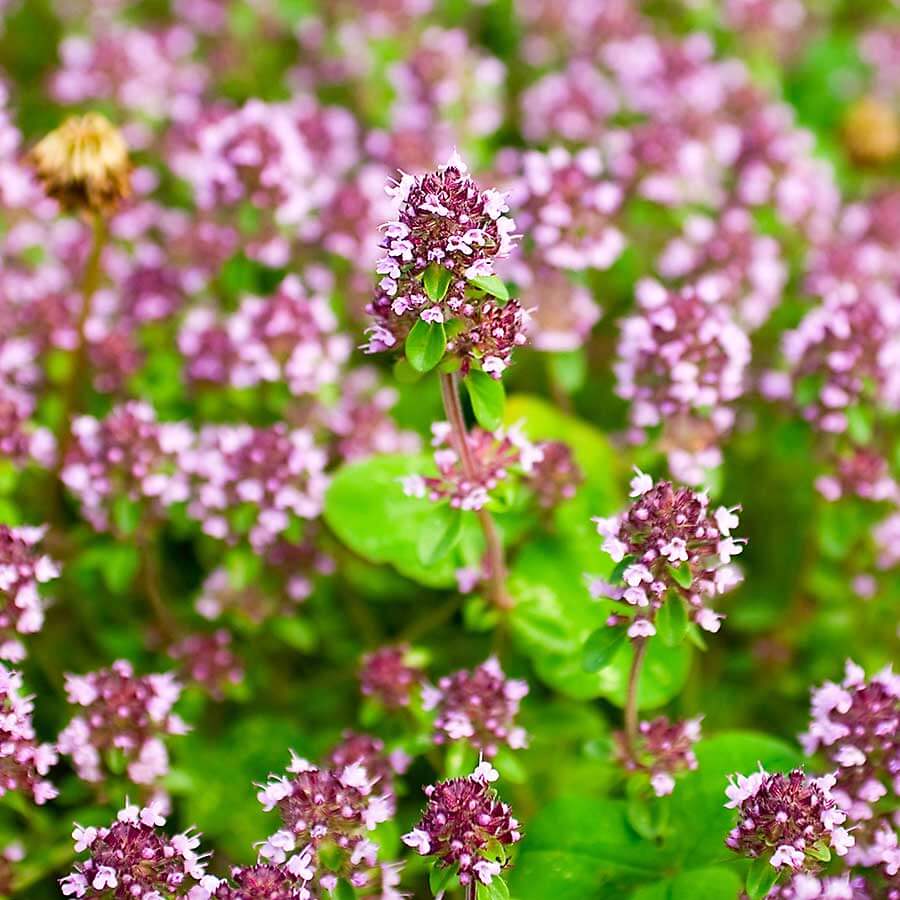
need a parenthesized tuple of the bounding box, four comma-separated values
(615, 715, 702, 797)
(62, 401, 192, 531)
(256, 751, 394, 895)
(60, 800, 213, 899)
(423, 657, 528, 757)
(359, 644, 424, 710)
(0, 524, 58, 662)
(179, 274, 350, 395)
(365, 155, 525, 378)
(168, 630, 243, 700)
(181, 424, 328, 551)
(0, 664, 57, 805)
(402, 762, 521, 887)
(57, 660, 188, 785)
(615, 278, 751, 479)
(402, 422, 544, 512)
(801, 661, 900, 884)
(725, 768, 854, 870)
(590, 470, 744, 639)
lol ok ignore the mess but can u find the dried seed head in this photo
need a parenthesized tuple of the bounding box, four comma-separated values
(29, 113, 131, 214)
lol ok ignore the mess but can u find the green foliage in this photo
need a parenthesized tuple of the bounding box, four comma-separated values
(406, 319, 448, 372)
(465, 370, 507, 431)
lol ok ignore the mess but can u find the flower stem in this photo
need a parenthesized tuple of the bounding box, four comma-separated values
(438, 372, 512, 611)
(624, 638, 648, 761)
(56, 212, 107, 464)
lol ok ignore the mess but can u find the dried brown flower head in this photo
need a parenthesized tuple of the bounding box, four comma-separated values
(29, 113, 131, 214)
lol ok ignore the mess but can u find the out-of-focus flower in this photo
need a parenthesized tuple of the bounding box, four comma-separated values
(29, 113, 131, 214)
(359, 645, 424, 710)
(0, 524, 58, 662)
(179, 275, 350, 396)
(725, 768, 853, 870)
(0, 664, 57, 805)
(181, 424, 328, 552)
(766, 873, 872, 899)
(423, 657, 528, 757)
(256, 751, 393, 895)
(57, 660, 188, 785)
(402, 762, 521, 886)
(402, 422, 543, 512)
(168, 631, 243, 701)
(873, 512, 900, 571)
(526, 441, 583, 509)
(60, 800, 210, 898)
(590, 472, 744, 639)
(61, 401, 192, 532)
(614, 716, 702, 796)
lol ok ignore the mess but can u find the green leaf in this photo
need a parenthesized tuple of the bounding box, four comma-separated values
(548, 348, 588, 394)
(846, 405, 873, 445)
(468, 273, 509, 301)
(745, 857, 780, 900)
(477, 877, 510, 900)
(669, 562, 693, 590)
(424, 263, 453, 302)
(656, 596, 688, 647)
(807, 841, 831, 862)
(112, 496, 141, 536)
(509, 797, 667, 900)
(325, 454, 480, 588)
(630, 867, 742, 900)
(429, 863, 457, 896)
(394, 358, 423, 384)
(100, 544, 140, 595)
(334, 878, 357, 900)
(406, 318, 447, 373)
(465, 370, 506, 431)
(417, 506, 464, 565)
(582, 626, 627, 672)
(609, 555, 636, 584)
(444, 741, 477, 778)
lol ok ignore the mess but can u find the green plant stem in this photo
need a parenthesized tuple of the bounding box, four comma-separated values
(438, 372, 512, 611)
(56, 212, 107, 465)
(624, 638, 648, 762)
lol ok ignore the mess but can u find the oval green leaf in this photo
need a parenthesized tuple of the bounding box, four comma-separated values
(406, 318, 447, 373)
(465, 370, 506, 431)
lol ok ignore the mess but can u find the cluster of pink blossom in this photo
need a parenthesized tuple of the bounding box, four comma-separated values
(402, 422, 544, 512)
(57, 659, 188, 785)
(256, 751, 394, 895)
(60, 800, 212, 899)
(725, 768, 854, 871)
(315, 367, 421, 464)
(0, 664, 57, 805)
(815, 449, 898, 505)
(402, 761, 521, 888)
(859, 27, 900, 107)
(507, 146, 625, 274)
(51, 25, 208, 139)
(365, 155, 526, 378)
(614, 716, 702, 797)
(655, 207, 787, 331)
(527, 440, 583, 509)
(872, 512, 900, 571)
(801, 661, 900, 885)
(766, 873, 872, 900)
(422, 657, 528, 757)
(359, 644, 424, 710)
(179, 274, 350, 395)
(591, 469, 744, 640)
(615, 279, 751, 481)
(180, 424, 328, 552)
(61, 401, 192, 531)
(0, 524, 58, 662)
(168, 630, 243, 700)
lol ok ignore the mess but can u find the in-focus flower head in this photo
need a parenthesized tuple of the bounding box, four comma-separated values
(614, 716, 702, 796)
(211, 864, 303, 899)
(359, 644, 424, 709)
(402, 762, 521, 886)
(365, 154, 525, 377)
(423, 657, 528, 757)
(60, 799, 209, 898)
(725, 768, 853, 871)
(0, 524, 59, 662)
(29, 113, 131, 214)
(591, 471, 744, 639)
(256, 751, 393, 895)
(57, 659, 188, 785)
(0, 663, 57, 805)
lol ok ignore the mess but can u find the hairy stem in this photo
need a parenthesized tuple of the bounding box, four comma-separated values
(624, 638, 648, 761)
(438, 372, 512, 611)
(56, 212, 107, 464)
